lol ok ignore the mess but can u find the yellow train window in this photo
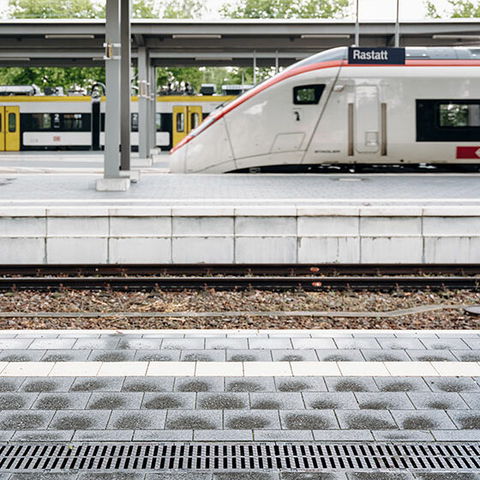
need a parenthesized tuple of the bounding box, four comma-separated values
(8, 113, 16, 132)
(191, 112, 200, 129)
(176, 112, 185, 132)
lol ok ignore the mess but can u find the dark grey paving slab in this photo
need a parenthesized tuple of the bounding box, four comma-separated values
(406, 349, 457, 362)
(325, 377, 377, 393)
(107, 410, 166, 430)
(374, 377, 430, 392)
(41, 350, 90, 362)
(315, 350, 365, 362)
(226, 349, 272, 362)
(0, 339, 32, 349)
(419, 338, 469, 350)
(165, 409, 222, 430)
(21, 378, 74, 393)
(312, 430, 374, 441)
(0, 378, 25, 392)
(334, 338, 381, 350)
(354, 392, 414, 410)
(224, 409, 280, 429)
(275, 377, 326, 392)
(248, 338, 292, 350)
(123, 377, 174, 392)
(408, 392, 469, 410)
(143, 392, 195, 409)
(372, 430, 435, 441)
(193, 429, 253, 440)
(73, 429, 134, 441)
(28, 338, 76, 350)
(88, 350, 136, 362)
(250, 392, 304, 410)
(302, 392, 357, 410)
(377, 338, 426, 350)
(176, 377, 225, 392)
(73, 338, 121, 350)
(134, 351, 181, 362)
(11, 430, 74, 441)
(9, 474, 80, 480)
(452, 350, 480, 362)
(280, 410, 338, 430)
(205, 338, 249, 350)
(77, 474, 145, 480)
(213, 474, 280, 480)
(197, 393, 248, 410)
(414, 474, 480, 480)
(447, 410, 480, 429)
(390, 409, 457, 429)
(161, 338, 205, 350)
(70, 377, 124, 392)
(272, 349, 318, 361)
(49, 410, 109, 430)
(133, 429, 193, 441)
(180, 350, 225, 362)
(0, 410, 54, 430)
(117, 339, 163, 350)
(425, 377, 480, 392)
(348, 474, 415, 480)
(336, 410, 397, 430)
(291, 338, 336, 349)
(281, 474, 348, 480)
(461, 393, 480, 409)
(432, 429, 480, 440)
(0, 392, 37, 409)
(461, 338, 480, 349)
(34, 393, 90, 410)
(87, 392, 143, 410)
(254, 429, 314, 441)
(361, 350, 411, 362)
(0, 350, 45, 362)
(145, 474, 212, 480)
(225, 377, 275, 392)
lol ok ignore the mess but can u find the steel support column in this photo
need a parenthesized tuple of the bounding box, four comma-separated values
(120, 0, 131, 171)
(138, 46, 150, 161)
(149, 64, 156, 154)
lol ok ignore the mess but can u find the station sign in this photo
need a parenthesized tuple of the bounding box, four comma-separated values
(348, 47, 406, 65)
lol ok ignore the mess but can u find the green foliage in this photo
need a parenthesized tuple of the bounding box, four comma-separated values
(162, 0, 204, 19)
(425, 0, 480, 18)
(221, 0, 349, 19)
(9, 0, 101, 18)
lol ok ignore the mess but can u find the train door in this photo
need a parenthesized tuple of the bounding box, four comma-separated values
(0, 106, 20, 152)
(172, 105, 202, 147)
(353, 85, 382, 155)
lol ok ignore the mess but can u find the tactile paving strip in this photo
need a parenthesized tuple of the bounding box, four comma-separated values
(0, 443, 479, 472)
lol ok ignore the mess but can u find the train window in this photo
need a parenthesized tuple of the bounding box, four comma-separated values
(53, 114, 60, 129)
(293, 84, 325, 105)
(8, 113, 15, 132)
(28, 113, 52, 130)
(63, 113, 85, 130)
(439, 103, 480, 127)
(176, 112, 185, 132)
(417, 99, 480, 142)
(190, 112, 200, 130)
(156, 113, 162, 131)
(131, 113, 138, 132)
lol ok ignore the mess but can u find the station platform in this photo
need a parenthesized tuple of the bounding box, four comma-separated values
(0, 328, 478, 478)
(1, 172, 480, 264)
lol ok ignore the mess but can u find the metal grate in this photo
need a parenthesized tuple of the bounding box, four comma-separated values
(0, 443, 479, 473)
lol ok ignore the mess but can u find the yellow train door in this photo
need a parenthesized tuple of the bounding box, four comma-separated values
(172, 106, 187, 147)
(187, 106, 202, 133)
(5, 106, 20, 151)
(0, 107, 5, 151)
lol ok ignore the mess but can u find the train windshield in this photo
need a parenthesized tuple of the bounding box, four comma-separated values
(284, 47, 348, 72)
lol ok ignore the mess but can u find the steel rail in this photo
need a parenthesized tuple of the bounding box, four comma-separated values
(0, 275, 478, 291)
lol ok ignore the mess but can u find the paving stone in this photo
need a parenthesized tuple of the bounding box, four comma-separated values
(432, 429, 480, 441)
(29, 339, 76, 350)
(134, 430, 193, 441)
(166, 410, 222, 430)
(143, 393, 195, 409)
(224, 410, 280, 429)
(452, 350, 480, 362)
(194, 429, 253, 440)
(447, 410, 480, 429)
(205, 338, 249, 350)
(458, 338, 480, 349)
(372, 430, 435, 441)
(334, 338, 381, 349)
(0, 350, 45, 362)
(145, 475, 212, 480)
(0, 378, 24, 392)
(374, 377, 429, 392)
(325, 377, 377, 393)
(302, 392, 357, 410)
(108, 410, 166, 429)
(377, 338, 425, 350)
(0, 339, 32, 349)
(161, 338, 205, 350)
(415, 475, 480, 480)
(425, 377, 480, 392)
(281, 474, 348, 480)
(254, 430, 314, 441)
(11, 430, 74, 441)
(89, 350, 136, 362)
(408, 392, 469, 410)
(73, 338, 120, 350)
(315, 350, 365, 362)
(73, 430, 134, 441)
(275, 377, 326, 392)
(71, 377, 124, 392)
(41, 350, 90, 362)
(0, 410, 54, 429)
(271, 349, 318, 361)
(291, 338, 336, 349)
(134, 351, 181, 362)
(21, 378, 74, 393)
(87, 392, 143, 409)
(9, 475, 79, 480)
(460, 393, 480, 409)
(355, 392, 414, 410)
(419, 338, 469, 350)
(313, 430, 374, 441)
(250, 392, 304, 410)
(226, 350, 272, 362)
(176, 377, 224, 392)
(225, 377, 274, 392)
(123, 377, 174, 392)
(360, 350, 411, 362)
(197, 393, 248, 409)
(50, 410, 109, 430)
(0, 392, 37, 409)
(213, 474, 280, 480)
(406, 349, 457, 362)
(248, 338, 292, 350)
(117, 339, 163, 350)
(347, 474, 415, 480)
(34, 393, 90, 410)
(180, 350, 225, 362)
(390, 409, 457, 429)
(0, 430, 13, 441)
(336, 410, 397, 430)
(280, 410, 337, 430)
(77, 474, 144, 480)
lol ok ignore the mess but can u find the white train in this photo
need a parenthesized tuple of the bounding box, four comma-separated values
(0, 93, 235, 152)
(170, 46, 480, 173)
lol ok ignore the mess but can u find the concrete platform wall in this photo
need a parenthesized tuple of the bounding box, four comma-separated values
(1, 206, 479, 264)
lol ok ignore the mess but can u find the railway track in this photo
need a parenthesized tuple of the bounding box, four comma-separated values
(0, 264, 479, 290)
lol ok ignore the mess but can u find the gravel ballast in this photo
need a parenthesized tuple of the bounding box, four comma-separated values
(0, 289, 479, 330)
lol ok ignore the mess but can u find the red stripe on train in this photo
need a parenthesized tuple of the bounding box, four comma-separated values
(457, 146, 480, 159)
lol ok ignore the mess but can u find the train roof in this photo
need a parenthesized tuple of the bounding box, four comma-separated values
(291, 46, 480, 70)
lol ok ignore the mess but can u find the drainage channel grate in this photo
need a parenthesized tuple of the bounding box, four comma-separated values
(0, 443, 479, 473)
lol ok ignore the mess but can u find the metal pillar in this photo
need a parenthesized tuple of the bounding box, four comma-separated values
(354, 0, 360, 46)
(149, 64, 156, 154)
(137, 46, 150, 161)
(275, 50, 279, 74)
(394, 0, 400, 47)
(253, 50, 257, 85)
(120, 0, 131, 171)
(97, 0, 130, 191)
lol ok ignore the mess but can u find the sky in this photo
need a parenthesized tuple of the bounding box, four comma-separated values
(0, 0, 455, 20)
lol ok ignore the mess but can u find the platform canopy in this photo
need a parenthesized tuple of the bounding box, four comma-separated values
(0, 18, 480, 67)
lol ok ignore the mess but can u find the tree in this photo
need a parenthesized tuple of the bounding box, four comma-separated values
(162, 0, 204, 19)
(425, 0, 480, 18)
(221, 0, 349, 19)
